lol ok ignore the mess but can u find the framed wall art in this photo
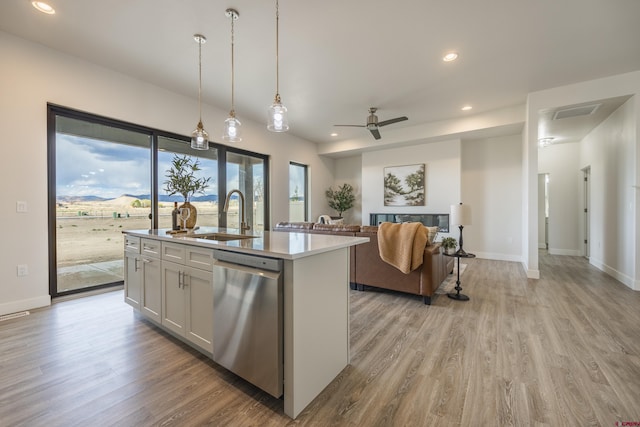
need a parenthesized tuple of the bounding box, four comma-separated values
(383, 163, 425, 206)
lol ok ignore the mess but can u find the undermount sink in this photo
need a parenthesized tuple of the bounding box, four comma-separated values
(191, 233, 257, 242)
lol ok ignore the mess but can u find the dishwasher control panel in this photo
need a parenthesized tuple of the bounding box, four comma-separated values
(214, 250, 282, 272)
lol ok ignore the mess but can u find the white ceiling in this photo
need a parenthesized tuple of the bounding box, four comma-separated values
(2, 0, 640, 149)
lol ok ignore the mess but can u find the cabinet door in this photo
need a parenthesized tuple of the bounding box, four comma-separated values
(124, 252, 141, 309)
(161, 260, 186, 336)
(141, 255, 162, 323)
(184, 266, 214, 353)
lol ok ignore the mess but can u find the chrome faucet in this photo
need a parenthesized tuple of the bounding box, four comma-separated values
(223, 189, 250, 233)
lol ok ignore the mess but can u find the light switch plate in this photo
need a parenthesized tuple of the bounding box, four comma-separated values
(17, 264, 28, 276)
(16, 201, 28, 213)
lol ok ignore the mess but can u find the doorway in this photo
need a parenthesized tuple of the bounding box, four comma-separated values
(582, 166, 591, 258)
(538, 173, 549, 250)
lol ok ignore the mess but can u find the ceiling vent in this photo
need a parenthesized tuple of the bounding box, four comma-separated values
(552, 104, 600, 120)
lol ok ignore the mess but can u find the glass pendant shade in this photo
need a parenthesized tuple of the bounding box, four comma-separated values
(267, 0, 289, 133)
(191, 34, 209, 151)
(267, 97, 289, 132)
(191, 120, 209, 150)
(223, 113, 242, 142)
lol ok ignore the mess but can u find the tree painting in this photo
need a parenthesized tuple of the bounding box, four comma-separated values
(383, 164, 425, 206)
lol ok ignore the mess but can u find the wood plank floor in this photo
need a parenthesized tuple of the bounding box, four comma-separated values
(1, 252, 640, 426)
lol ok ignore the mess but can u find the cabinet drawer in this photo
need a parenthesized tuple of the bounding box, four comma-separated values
(162, 242, 187, 264)
(141, 238, 161, 258)
(186, 247, 215, 272)
(124, 235, 141, 253)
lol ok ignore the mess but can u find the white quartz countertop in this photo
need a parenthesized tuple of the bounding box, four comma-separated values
(123, 227, 369, 260)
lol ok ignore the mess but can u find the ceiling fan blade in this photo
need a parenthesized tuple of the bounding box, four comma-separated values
(377, 116, 408, 127)
(369, 128, 381, 140)
(334, 124, 366, 127)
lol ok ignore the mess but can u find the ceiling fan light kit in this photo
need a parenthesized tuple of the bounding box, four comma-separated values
(334, 107, 408, 140)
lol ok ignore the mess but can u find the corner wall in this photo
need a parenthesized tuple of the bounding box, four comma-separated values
(580, 97, 637, 286)
(461, 135, 523, 261)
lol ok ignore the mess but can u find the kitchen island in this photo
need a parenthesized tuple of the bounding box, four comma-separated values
(123, 227, 368, 419)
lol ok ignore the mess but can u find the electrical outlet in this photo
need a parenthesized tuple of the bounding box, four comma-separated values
(16, 201, 28, 213)
(17, 264, 28, 277)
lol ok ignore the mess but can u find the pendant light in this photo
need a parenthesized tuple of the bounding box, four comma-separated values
(223, 9, 242, 142)
(191, 34, 209, 150)
(267, 0, 289, 132)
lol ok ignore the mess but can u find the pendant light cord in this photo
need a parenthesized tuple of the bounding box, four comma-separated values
(231, 12, 236, 115)
(198, 37, 203, 123)
(275, 0, 280, 102)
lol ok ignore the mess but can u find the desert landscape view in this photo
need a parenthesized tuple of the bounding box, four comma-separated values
(54, 195, 250, 292)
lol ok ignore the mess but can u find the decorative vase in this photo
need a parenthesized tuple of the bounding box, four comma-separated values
(178, 201, 198, 229)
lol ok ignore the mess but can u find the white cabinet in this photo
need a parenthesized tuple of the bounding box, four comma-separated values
(140, 239, 162, 323)
(124, 236, 162, 323)
(161, 242, 214, 353)
(124, 236, 141, 309)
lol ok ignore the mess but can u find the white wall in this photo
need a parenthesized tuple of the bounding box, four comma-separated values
(538, 142, 582, 256)
(333, 156, 362, 225)
(0, 31, 334, 315)
(580, 98, 637, 286)
(527, 71, 640, 289)
(461, 135, 523, 261)
(361, 140, 461, 228)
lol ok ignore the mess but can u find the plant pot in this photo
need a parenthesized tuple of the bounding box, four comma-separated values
(178, 201, 197, 229)
(445, 247, 456, 255)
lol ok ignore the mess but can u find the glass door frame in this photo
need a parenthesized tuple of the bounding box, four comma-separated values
(47, 104, 270, 298)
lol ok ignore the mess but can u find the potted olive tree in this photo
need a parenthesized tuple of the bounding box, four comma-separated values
(164, 154, 211, 229)
(325, 183, 355, 220)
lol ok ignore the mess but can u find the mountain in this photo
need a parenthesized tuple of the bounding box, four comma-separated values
(56, 193, 219, 203)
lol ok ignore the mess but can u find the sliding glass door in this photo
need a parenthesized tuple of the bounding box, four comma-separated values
(50, 111, 152, 296)
(48, 105, 270, 298)
(226, 151, 267, 232)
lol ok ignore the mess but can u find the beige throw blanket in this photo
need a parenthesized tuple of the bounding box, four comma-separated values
(378, 222, 427, 274)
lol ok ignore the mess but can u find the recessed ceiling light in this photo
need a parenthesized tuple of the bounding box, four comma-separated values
(330, 133, 338, 137)
(32, 1, 55, 14)
(461, 105, 472, 111)
(443, 52, 458, 62)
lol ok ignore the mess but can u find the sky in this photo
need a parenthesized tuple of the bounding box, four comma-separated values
(56, 134, 219, 199)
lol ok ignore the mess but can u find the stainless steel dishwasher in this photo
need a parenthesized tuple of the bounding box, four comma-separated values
(212, 250, 283, 398)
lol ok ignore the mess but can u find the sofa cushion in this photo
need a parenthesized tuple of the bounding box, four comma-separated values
(274, 221, 314, 231)
(313, 223, 361, 233)
(426, 226, 438, 245)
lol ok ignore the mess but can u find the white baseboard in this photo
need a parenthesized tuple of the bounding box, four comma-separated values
(0, 295, 51, 317)
(589, 257, 635, 290)
(538, 243, 546, 249)
(473, 251, 523, 263)
(527, 268, 540, 279)
(548, 248, 582, 256)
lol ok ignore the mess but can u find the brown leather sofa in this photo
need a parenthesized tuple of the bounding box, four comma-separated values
(274, 222, 454, 305)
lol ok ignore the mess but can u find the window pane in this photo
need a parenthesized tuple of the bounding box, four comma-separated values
(158, 137, 219, 229)
(289, 163, 307, 221)
(226, 152, 266, 232)
(55, 115, 151, 294)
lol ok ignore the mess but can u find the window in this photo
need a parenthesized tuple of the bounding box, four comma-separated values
(48, 105, 269, 297)
(289, 162, 308, 222)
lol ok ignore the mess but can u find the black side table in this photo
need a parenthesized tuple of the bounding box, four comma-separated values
(443, 251, 475, 301)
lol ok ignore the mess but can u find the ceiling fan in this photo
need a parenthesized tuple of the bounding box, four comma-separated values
(334, 107, 408, 140)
